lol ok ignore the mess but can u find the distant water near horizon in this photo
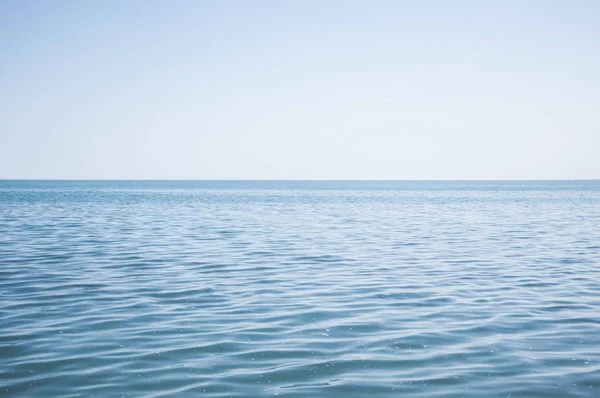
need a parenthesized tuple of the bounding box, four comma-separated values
(1, 180, 599, 397)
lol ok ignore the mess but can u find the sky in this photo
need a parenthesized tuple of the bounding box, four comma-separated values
(1, 0, 599, 180)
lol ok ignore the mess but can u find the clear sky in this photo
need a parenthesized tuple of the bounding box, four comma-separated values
(1, 0, 599, 180)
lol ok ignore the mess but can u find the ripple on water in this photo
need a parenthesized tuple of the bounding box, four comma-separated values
(1, 180, 600, 397)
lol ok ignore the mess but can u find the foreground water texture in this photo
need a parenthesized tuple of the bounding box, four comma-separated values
(1, 181, 600, 397)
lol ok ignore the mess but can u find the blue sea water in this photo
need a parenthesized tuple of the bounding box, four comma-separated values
(1, 180, 599, 397)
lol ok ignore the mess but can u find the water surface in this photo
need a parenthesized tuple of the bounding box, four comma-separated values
(1, 180, 599, 397)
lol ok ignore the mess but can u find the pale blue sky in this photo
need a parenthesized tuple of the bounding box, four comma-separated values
(1, 0, 599, 179)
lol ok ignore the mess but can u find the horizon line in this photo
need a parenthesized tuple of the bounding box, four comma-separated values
(1, 179, 598, 182)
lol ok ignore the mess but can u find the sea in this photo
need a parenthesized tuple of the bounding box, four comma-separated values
(1, 180, 599, 397)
